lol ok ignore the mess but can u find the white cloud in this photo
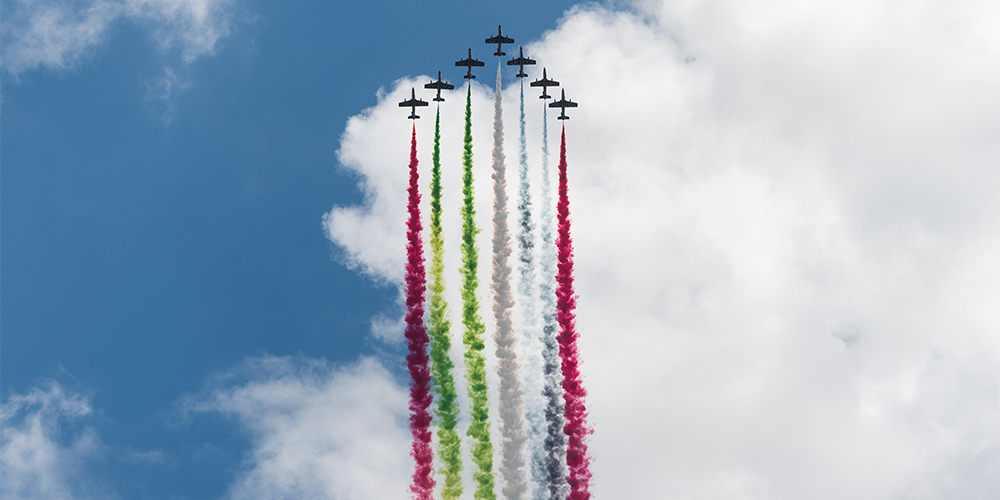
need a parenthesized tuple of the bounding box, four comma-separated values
(369, 307, 407, 344)
(184, 355, 411, 500)
(324, 0, 999, 498)
(0, 382, 109, 500)
(1, 0, 234, 77)
(126, 0, 233, 63)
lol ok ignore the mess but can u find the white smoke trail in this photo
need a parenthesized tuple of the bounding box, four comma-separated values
(491, 60, 527, 500)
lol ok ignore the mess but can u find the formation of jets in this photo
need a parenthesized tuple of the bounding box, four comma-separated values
(400, 24, 578, 120)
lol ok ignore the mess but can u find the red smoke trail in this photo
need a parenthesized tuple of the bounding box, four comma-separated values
(404, 123, 435, 500)
(555, 124, 592, 500)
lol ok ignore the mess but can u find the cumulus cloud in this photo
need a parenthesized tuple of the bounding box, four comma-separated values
(1, 0, 234, 77)
(0, 382, 108, 500)
(183, 355, 411, 500)
(323, 79, 498, 307)
(324, 0, 999, 498)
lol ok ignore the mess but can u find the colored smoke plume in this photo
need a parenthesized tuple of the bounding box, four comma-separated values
(459, 85, 497, 500)
(491, 62, 527, 500)
(516, 80, 548, 500)
(403, 124, 435, 500)
(555, 124, 592, 500)
(539, 103, 568, 500)
(427, 108, 464, 500)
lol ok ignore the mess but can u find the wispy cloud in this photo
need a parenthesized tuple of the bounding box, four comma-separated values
(0, 0, 121, 76)
(182, 355, 411, 500)
(127, 0, 233, 63)
(144, 65, 190, 124)
(0, 381, 107, 500)
(1, 0, 235, 77)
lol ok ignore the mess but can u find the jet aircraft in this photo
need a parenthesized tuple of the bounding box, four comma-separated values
(530, 68, 560, 99)
(548, 89, 578, 120)
(506, 46, 536, 78)
(424, 70, 454, 102)
(399, 88, 428, 119)
(485, 24, 514, 56)
(455, 48, 485, 79)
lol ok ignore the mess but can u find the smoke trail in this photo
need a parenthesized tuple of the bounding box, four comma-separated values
(555, 125, 592, 500)
(539, 104, 568, 500)
(459, 85, 497, 500)
(491, 61, 527, 500)
(404, 124, 435, 500)
(427, 108, 464, 500)
(516, 81, 547, 500)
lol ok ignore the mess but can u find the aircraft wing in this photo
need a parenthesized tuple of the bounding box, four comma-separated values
(507, 56, 536, 66)
(399, 99, 428, 107)
(424, 81, 455, 90)
(530, 79, 559, 87)
(486, 35, 515, 44)
(456, 59, 485, 67)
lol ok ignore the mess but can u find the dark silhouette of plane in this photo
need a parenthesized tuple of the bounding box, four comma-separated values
(549, 89, 578, 120)
(399, 88, 428, 119)
(485, 24, 514, 56)
(506, 46, 535, 78)
(530, 68, 560, 99)
(424, 70, 454, 102)
(455, 48, 485, 79)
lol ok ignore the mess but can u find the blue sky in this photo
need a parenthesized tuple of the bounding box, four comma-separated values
(3, 0, 998, 499)
(2, 1, 574, 497)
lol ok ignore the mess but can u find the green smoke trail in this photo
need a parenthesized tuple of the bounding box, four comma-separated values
(459, 84, 497, 500)
(427, 107, 464, 500)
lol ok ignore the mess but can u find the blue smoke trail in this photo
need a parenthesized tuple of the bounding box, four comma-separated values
(516, 80, 546, 500)
(539, 103, 567, 500)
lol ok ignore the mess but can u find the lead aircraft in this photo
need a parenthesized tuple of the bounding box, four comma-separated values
(485, 24, 515, 56)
